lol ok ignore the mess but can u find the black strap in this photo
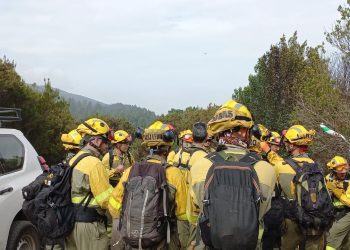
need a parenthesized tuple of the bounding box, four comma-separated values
(109, 149, 114, 168)
(285, 158, 302, 174)
(69, 152, 91, 168)
(344, 174, 350, 191)
(82, 122, 97, 133)
(126, 151, 132, 165)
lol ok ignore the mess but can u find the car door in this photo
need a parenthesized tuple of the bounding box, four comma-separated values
(0, 131, 41, 250)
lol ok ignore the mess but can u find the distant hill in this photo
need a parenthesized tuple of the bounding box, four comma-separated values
(31, 85, 156, 127)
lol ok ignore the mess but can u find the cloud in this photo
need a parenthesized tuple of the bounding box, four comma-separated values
(0, 0, 344, 114)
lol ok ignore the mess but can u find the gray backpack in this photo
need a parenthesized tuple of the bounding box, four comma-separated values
(119, 161, 170, 248)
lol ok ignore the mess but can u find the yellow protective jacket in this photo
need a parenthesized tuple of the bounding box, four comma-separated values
(70, 145, 114, 214)
(102, 149, 135, 185)
(266, 150, 284, 169)
(190, 145, 276, 221)
(325, 174, 350, 208)
(167, 149, 176, 165)
(182, 144, 208, 224)
(275, 154, 314, 200)
(108, 155, 188, 221)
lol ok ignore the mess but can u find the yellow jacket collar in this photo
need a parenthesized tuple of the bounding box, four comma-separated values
(82, 144, 102, 158)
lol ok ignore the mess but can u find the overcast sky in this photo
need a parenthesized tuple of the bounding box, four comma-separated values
(0, 0, 344, 114)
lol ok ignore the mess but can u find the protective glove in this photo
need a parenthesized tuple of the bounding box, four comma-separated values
(326, 181, 343, 199)
(326, 181, 336, 192)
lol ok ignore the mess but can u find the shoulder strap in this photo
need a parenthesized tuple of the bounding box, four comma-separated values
(109, 149, 114, 168)
(126, 151, 132, 165)
(344, 174, 350, 191)
(70, 152, 91, 168)
(285, 158, 302, 174)
(205, 151, 225, 164)
(239, 152, 261, 165)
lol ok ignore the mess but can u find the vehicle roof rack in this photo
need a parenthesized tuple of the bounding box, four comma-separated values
(0, 107, 22, 127)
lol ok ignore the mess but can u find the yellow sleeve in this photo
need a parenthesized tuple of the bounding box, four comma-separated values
(172, 151, 181, 167)
(166, 167, 188, 221)
(187, 186, 200, 224)
(167, 150, 176, 165)
(266, 150, 283, 168)
(102, 153, 110, 170)
(108, 168, 131, 218)
(89, 160, 114, 209)
(336, 184, 350, 207)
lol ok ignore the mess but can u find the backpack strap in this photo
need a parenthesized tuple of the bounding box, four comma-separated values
(239, 152, 261, 165)
(344, 175, 350, 192)
(205, 151, 225, 164)
(126, 151, 132, 166)
(69, 152, 91, 168)
(285, 158, 302, 175)
(109, 149, 114, 169)
(162, 183, 170, 245)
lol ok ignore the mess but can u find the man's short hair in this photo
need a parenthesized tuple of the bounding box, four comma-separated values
(193, 122, 208, 143)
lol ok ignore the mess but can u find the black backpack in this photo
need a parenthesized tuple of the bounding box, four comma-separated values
(119, 161, 170, 249)
(22, 158, 78, 226)
(199, 151, 262, 250)
(263, 183, 285, 229)
(285, 158, 334, 232)
(32, 153, 91, 242)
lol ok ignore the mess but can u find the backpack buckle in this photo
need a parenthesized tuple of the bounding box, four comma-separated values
(48, 201, 56, 208)
(203, 199, 210, 205)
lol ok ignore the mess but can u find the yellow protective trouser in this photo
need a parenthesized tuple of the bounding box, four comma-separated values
(327, 212, 350, 250)
(65, 222, 109, 250)
(187, 223, 197, 249)
(177, 220, 190, 249)
(281, 219, 325, 250)
(111, 219, 126, 250)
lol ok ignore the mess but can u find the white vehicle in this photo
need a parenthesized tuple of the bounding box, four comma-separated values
(0, 108, 42, 250)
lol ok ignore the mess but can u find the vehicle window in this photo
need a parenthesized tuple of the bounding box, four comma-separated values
(0, 134, 24, 176)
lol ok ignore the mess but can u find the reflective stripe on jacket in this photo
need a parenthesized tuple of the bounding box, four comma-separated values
(70, 145, 113, 213)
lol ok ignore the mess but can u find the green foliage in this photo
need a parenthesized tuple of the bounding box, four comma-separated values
(234, 33, 309, 132)
(67, 96, 156, 128)
(325, 0, 350, 95)
(0, 58, 74, 163)
(157, 104, 218, 133)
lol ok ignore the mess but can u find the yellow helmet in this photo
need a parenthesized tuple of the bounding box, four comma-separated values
(284, 125, 315, 146)
(142, 121, 175, 147)
(179, 130, 193, 143)
(268, 131, 281, 145)
(248, 124, 269, 153)
(327, 156, 349, 173)
(77, 118, 110, 136)
(113, 130, 131, 144)
(251, 124, 271, 141)
(61, 129, 82, 150)
(207, 100, 253, 136)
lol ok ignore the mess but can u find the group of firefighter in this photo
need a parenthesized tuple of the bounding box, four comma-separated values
(55, 99, 349, 250)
